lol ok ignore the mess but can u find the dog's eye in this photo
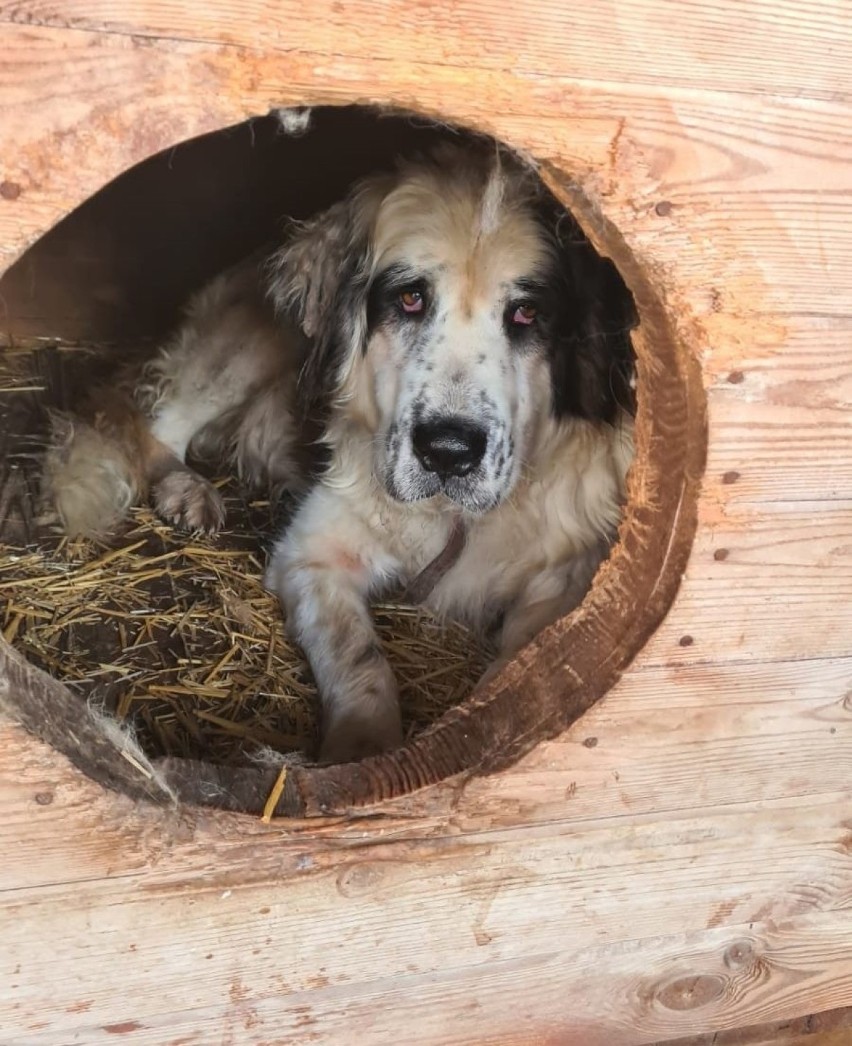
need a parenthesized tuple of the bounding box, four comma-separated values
(511, 303, 537, 326)
(399, 289, 424, 314)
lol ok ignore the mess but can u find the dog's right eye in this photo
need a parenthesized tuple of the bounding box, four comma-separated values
(510, 303, 538, 326)
(399, 288, 425, 314)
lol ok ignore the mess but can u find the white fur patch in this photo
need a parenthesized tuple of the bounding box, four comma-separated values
(273, 107, 313, 136)
(479, 164, 506, 238)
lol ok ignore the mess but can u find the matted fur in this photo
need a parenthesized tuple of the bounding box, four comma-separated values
(43, 145, 636, 765)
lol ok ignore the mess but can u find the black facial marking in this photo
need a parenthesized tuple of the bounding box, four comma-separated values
(410, 396, 427, 424)
(532, 194, 638, 422)
(487, 420, 510, 481)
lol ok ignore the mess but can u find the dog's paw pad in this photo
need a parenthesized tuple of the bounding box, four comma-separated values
(153, 470, 225, 533)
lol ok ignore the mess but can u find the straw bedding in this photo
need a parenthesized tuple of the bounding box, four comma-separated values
(0, 342, 491, 765)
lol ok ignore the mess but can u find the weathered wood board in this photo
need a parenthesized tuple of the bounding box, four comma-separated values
(0, 0, 850, 1042)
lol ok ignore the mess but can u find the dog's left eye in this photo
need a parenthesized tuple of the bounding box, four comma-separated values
(511, 303, 537, 326)
(399, 289, 425, 314)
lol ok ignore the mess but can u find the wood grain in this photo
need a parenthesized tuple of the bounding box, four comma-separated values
(0, 656, 848, 885)
(639, 505, 852, 666)
(665, 1005, 852, 1045)
(2, 0, 849, 102)
(0, 0, 850, 1041)
(0, 22, 850, 309)
(4, 873, 851, 1044)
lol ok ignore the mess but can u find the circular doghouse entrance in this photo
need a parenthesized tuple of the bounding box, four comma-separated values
(0, 105, 706, 817)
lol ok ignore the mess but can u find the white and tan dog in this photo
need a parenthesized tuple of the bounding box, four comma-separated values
(45, 146, 637, 764)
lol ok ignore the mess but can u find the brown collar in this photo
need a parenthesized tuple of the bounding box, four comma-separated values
(402, 515, 467, 604)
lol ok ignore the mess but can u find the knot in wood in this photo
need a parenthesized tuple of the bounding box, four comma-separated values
(336, 862, 385, 897)
(655, 973, 725, 1011)
(724, 939, 755, 969)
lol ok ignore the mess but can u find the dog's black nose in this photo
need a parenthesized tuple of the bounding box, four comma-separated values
(412, 417, 487, 478)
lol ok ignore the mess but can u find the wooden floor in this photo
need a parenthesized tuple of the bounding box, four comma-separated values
(0, 0, 851, 1042)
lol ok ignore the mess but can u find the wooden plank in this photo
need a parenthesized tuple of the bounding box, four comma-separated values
(665, 1005, 852, 1045)
(21, 993, 849, 1046)
(456, 657, 852, 830)
(703, 367, 852, 506)
(2, 655, 849, 889)
(634, 504, 852, 665)
(4, 888, 851, 1044)
(0, 1, 849, 1042)
(0, 23, 850, 321)
(2, 0, 849, 102)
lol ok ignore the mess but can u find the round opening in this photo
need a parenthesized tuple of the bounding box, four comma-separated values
(0, 105, 706, 817)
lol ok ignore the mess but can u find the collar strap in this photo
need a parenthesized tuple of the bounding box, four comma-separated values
(402, 515, 467, 604)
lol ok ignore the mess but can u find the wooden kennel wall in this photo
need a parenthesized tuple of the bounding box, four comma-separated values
(0, 1, 850, 1043)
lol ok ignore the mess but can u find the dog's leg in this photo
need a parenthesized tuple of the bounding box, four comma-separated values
(143, 400, 228, 532)
(143, 352, 249, 532)
(139, 265, 300, 531)
(266, 494, 403, 764)
(482, 544, 609, 685)
(145, 440, 226, 534)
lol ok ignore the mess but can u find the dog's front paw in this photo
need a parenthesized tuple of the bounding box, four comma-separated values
(319, 705, 403, 765)
(152, 469, 225, 533)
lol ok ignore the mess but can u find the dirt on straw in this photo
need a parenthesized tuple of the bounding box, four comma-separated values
(0, 342, 492, 766)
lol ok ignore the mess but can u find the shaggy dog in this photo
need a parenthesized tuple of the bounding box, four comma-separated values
(45, 146, 637, 764)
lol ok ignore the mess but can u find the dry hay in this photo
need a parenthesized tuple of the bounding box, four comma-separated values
(0, 342, 492, 766)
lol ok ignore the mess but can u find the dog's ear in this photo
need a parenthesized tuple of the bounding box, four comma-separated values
(267, 187, 380, 422)
(543, 209, 638, 424)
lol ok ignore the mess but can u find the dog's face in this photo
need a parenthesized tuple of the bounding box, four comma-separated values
(363, 173, 559, 513)
(270, 150, 635, 514)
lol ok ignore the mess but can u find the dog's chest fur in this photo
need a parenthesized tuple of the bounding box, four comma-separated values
(321, 413, 631, 632)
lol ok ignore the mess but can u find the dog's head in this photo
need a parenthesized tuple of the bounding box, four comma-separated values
(269, 147, 636, 514)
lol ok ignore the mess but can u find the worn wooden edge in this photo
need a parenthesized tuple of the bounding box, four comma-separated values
(0, 105, 708, 819)
(657, 1004, 852, 1045)
(0, 639, 176, 806)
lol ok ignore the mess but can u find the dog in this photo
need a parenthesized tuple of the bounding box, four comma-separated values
(44, 145, 637, 765)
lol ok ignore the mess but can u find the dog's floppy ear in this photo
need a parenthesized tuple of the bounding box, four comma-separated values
(543, 208, 638, 424)
(267, 185, 381, 422)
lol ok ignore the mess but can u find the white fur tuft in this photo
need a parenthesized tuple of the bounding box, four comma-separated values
(42, 415, 138, 538)
(273, 107, 313, 136)
(86, 701, 178, 803)
(479, 164, 506, 238)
